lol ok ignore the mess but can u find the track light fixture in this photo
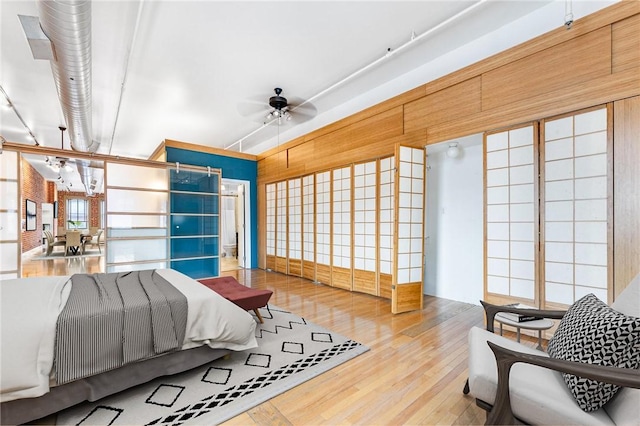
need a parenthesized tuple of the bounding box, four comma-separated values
(0, 85, 41, 146)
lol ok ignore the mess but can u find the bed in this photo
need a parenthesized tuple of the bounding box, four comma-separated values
(0, 269, 258, 425)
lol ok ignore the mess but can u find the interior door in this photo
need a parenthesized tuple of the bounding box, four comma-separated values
(392, 145, 425, 314)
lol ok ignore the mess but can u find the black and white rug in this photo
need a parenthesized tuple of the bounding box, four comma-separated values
(56, 305, 369, 425)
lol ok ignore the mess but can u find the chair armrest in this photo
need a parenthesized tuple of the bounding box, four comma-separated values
(485, 341, 640, 425)
(480, 300, 566, 333)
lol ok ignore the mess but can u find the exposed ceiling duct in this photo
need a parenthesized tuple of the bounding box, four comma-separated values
(20, 0, 102, 195)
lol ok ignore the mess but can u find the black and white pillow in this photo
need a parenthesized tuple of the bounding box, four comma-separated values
(547, 293, 640, 412)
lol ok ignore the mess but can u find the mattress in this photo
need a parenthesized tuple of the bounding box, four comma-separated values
(0, 269, 258, 403)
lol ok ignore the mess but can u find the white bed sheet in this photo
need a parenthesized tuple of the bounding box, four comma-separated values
(0, 269, 257, 403)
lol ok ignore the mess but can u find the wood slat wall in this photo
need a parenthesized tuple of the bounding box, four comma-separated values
(613, 96, 640, 299)
(257, 3, 639, 273)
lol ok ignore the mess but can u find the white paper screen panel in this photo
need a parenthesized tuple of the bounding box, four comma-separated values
(276, 181, 287, 258)
(316, 171, 331, 266)
(332, 166, 352, 269)
(266, 183, 276, 256)
(379, 156, 395, 275)
(0, 150, 18, 279)
(354, 161, 377, 272)
(397, 147, 424, 284)
(485, 125, 536, 300)
(544, 107, 608, 305)
(288, 178, 302, 260)
(302, 175, 315, 262)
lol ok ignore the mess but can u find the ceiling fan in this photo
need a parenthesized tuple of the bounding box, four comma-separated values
(238, 87, 317, 125)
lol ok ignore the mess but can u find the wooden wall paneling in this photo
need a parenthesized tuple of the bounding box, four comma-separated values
(482, 28, 612, 112)
(284, 143, 312, 177)
(312, 107, 403, 172)
(607, 103, 615, 305)
(266, 255, 276, 271)
(427, 66, 640, 147)
(379, 273, 392, 300)
(258, 182, 267, 269)
(392, 282, 424, 314)
(331, 266, 353, 291)
(316, 264, 331, 285)
(612, 13, 640, 74)
(404, 77, 482, 133)
(613, 96, 640, 299)
(417, 2, 639, 102)
(353, 270, 377, 295)
(163, 139, 258, 161)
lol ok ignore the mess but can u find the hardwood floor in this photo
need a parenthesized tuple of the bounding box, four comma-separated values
(222, 269, 489, 425)
(17, 262, 541, 425)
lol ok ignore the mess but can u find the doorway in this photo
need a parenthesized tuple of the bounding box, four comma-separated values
(220, 178, 251, 271)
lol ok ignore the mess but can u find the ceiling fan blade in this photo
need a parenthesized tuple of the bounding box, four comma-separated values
(287, 97, 317, 124)
(237, 98, 269, 121)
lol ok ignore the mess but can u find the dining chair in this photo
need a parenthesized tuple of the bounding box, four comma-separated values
(65, 230, 82, 256)
(44, 230, 65, 256)
(83, 229, 103, 253)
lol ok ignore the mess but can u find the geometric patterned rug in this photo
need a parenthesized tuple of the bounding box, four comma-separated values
(56, 305, 369, 425)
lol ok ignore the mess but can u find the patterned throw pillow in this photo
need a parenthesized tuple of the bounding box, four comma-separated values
(547, 293, 640, 412)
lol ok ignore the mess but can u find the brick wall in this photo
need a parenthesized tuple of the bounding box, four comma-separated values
(21, 158, 51, 252)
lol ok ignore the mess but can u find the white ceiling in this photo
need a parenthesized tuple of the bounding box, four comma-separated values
(1, 0, 616, 189)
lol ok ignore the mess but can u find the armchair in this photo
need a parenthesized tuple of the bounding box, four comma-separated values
(467, 276, 640, 425)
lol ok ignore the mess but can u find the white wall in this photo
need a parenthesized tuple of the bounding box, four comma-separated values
(424, 135, 484, 305)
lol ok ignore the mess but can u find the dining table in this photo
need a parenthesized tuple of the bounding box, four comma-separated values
(56, 233, 92, 255)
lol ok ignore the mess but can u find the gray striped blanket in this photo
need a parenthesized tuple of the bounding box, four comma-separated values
(54, 270, 188, 385)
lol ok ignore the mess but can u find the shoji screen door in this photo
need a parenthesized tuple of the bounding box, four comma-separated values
(288, 178, 302, 276)
(315, 171, 331, 284)
(353, 160, 377, 295)
(542, 106, 611, 306)
(392, 146, 425, 313)
(331, 166, 352, 290)
(0, 150, 19, 279)
(484, 124, 538, 305)
(265, 183, 276, 270)
(378, 156, 395, 299)
(275, 181, 287, 274)
(302, 174, 315, 281)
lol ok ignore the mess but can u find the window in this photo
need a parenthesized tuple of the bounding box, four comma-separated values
(66, 198, 89, 230)
(99, 200, 105, 229)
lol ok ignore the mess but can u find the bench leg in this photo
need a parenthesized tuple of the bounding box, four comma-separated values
(253, 308, 264, 324)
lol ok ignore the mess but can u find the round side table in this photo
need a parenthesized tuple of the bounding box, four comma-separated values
(494, 313, 554, 351)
